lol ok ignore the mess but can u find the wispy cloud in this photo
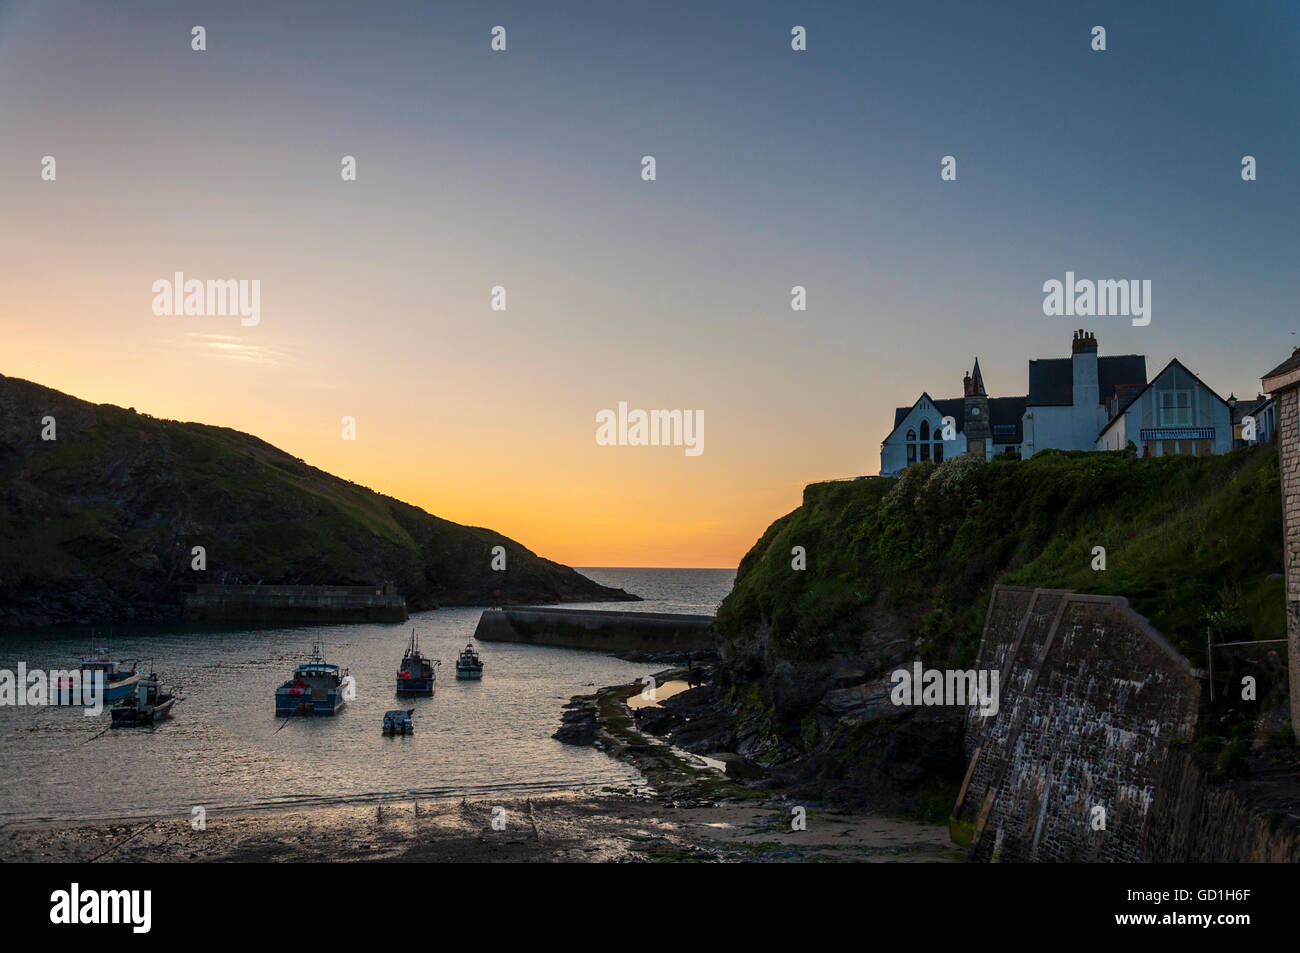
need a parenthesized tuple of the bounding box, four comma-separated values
(182, 333, 287, 367)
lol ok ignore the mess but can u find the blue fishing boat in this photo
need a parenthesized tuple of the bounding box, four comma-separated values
(54, 654, 141, 706)
(396, 630, 439, 695)
(382, 709, 415, 735)
(455, 642, 483, 680)
(275, 640, 349, 716)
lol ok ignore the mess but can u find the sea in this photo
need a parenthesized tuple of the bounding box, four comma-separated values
(0, 568, 734, 825)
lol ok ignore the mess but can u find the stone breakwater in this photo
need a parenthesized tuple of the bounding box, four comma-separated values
(183, 582, 408, 623)
(473, 607, 714, 653)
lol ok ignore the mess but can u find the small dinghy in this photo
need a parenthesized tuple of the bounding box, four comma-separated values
(382, 709, 415, 735)
(111, 671, 179, 727)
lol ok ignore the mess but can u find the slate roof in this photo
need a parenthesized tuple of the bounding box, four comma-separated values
(1026, 355, 1147, 406)
(1262, 348, 1300, 391)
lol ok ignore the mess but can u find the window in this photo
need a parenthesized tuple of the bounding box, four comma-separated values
(933, 443, 944, 463)
(906, 429, 916, 464)
(919, 420, 930, 441)
(1158, 390, 1192, 427)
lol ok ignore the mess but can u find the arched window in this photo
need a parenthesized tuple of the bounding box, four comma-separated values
(919, 419, 931, 461)
(906, 428, 917, 464)
(919, 420, 930, 441)
(933, 419, 945, 463)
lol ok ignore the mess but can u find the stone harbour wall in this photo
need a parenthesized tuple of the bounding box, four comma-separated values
(474, 607, 714, 652)
(953, 586, 1200, 862)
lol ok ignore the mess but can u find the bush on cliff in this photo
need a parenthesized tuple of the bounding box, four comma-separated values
(716, 445, 1283, 669)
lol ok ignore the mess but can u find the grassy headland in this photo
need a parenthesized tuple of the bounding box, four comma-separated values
(0, 374, 634, 627)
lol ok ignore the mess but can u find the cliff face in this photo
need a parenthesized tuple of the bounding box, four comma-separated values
(710, 447, 1285, 813)
(0, 374, 635, 627)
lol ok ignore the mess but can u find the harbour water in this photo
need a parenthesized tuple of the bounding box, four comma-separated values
(0, 568, 734, 825)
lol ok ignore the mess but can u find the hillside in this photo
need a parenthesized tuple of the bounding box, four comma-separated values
(0, 374, 635, 627)
(709, 447, 1285, 809)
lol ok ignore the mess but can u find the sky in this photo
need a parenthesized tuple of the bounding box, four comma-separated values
(1, 0, 1298, 568)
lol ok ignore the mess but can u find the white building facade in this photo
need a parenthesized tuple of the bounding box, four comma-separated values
(1021, 331, 1147, 459)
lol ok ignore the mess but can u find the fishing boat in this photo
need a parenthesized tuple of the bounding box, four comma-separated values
(395, 630, 439, 695)
(455, 642, 483, 680)
(382, 709, 415, 735)
(110, 671, 179, 727)
(54, 654, 141, 706)
(275, 640, 349, 716)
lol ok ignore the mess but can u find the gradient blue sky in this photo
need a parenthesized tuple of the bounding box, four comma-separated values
(1, 0, 1297, 566)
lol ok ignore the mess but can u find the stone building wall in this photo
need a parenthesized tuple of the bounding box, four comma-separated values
(1276, 388, 1300, 738)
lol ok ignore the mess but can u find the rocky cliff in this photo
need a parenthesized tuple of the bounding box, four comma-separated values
(0, 374, 635, 627)
(708, 447, 1285, 814)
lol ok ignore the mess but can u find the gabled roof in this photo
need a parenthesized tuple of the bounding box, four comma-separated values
(1026, 355, 1147, 406)
(1098, 358, 1230, 438)
(886, 392, 948, 443)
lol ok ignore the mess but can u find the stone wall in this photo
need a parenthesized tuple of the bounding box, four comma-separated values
(183, 583, 407, 623)
(1143, 745, 1300, 862)
(953, 586, 1200, 862)
(474, 607, 714, 653)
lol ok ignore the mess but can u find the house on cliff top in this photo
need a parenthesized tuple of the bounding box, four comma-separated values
(880, 331, 1237, 476)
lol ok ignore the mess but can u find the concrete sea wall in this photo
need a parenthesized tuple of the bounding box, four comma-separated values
(183, 583, 407, 623)
(473, 607, 714, 653)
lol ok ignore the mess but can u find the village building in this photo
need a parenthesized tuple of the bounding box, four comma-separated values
(1096, 358, 1233, 457)
(1260, 349, 1300, 739)
(881, 331, 1239, 475)
(878, 361, 1025, 477)
(1021, 331, 1146, 459)
(1231, 393, 1277, 447)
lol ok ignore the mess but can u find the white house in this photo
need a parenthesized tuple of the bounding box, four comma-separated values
(1097, 358, 1233, 456)
(879, 361, 1025, 477)
(1021, 330, 1147, 459)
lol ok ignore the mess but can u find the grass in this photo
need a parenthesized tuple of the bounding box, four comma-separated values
(716, 446, 1284, 669)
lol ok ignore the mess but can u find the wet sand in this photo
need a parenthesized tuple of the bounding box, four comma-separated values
(0, 794, 957, 863)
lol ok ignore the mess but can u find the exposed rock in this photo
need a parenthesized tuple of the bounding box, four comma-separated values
(552, 696, 599, 746)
